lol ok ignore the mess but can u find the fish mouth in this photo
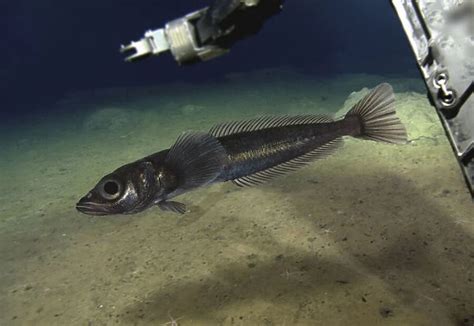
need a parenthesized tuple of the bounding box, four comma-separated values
(76, 201, 111, 216)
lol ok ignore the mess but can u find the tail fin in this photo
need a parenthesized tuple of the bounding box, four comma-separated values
(345, 83, 407, 144)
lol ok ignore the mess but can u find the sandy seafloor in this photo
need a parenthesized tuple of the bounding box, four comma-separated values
(1, 70, 473, 326)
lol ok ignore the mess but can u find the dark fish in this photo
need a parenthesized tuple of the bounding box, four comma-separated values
(76, 83, 407, 215)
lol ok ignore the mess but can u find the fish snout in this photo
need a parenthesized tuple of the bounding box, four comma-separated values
(76, 195, 109, 216)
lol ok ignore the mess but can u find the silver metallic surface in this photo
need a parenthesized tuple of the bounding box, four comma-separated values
(120, 29, 170, 62)
(433, 72, 456, 106)
(243, 0, 260, 6)
(120, 8, 228, 64)
(392, 0, 474, 198)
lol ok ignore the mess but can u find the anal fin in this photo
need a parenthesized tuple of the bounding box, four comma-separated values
(232, 137, 343, 187)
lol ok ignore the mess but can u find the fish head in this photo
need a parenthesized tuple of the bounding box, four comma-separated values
(76, 161, 161, 216)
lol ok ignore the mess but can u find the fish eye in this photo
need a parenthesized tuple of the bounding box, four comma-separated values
(99, 179, 122, 200)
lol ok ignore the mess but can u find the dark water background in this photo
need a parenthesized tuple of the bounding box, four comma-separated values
(2, 0, 416, 120)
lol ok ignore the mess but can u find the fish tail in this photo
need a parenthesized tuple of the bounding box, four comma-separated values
(344, 83, 407, 144)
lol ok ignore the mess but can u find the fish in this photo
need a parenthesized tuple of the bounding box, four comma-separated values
(76, 83, 407, 216)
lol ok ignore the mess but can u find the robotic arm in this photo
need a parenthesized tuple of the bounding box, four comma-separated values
(120, 0, 283, 64)
(120, 0, 474, 199)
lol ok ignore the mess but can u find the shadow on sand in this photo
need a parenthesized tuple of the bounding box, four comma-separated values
(121, 169, 474, 325)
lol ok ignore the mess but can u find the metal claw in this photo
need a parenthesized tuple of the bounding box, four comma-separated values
(120, 29, 170, 62)
(120, 41, 151, 62)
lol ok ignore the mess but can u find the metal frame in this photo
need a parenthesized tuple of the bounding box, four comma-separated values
(392, 0, 474, 199)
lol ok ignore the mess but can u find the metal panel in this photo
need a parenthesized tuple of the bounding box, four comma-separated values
(392, 0, 474, 199)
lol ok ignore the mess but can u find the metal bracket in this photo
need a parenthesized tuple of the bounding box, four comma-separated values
(392, 0, 474, 199)
(120, 8, 228, 64)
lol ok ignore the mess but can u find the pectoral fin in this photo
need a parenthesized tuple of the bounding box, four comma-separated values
(165, 131, 227, 190)
(158, 201, 187, 214)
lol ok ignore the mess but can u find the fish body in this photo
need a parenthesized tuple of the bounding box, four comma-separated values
(76, 83, 407, 215)
(214, 116, 358, 184)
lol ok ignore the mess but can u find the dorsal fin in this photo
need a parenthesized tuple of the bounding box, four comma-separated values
(209, 114, 333, 137)
(232, 137, 343, 187)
